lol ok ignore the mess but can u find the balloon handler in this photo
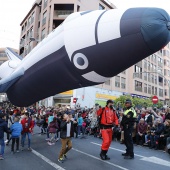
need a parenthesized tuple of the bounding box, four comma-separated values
(97, 100, 118, 160)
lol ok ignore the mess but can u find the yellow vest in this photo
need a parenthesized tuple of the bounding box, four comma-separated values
(124, 108, 137, 118)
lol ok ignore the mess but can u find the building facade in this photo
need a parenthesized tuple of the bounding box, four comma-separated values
(95, 43, 170, 105)
(19, 0, 115, 56)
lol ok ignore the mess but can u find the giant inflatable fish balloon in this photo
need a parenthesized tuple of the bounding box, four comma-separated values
(0, 8, 170, 106)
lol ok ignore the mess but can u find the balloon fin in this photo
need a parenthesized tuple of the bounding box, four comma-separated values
(0, 68, 24, 92)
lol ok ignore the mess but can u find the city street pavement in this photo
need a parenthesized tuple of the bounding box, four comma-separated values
(1, 127, 170, 170)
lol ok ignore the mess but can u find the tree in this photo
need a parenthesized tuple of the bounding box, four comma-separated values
(114, 95, 163, 109)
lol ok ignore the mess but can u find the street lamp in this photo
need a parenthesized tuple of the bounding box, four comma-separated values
(133, 71, 170, 107)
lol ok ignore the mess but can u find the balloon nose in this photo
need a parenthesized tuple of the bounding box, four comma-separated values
(167, 21, 170, 30)
(141, 8, 170, 52)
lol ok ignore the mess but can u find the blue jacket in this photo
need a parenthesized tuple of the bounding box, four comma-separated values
(78, 117, 83, 126)
(10, 122, 23, 138)
(0, 118, 8, 139)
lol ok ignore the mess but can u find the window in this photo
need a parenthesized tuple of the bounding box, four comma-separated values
(115, 76, 120, 87)
(105, 79, 110, 85)
(154, 76, 157, 84)
(155, 87, 157, 95)
(121, 77, 126, 89)
(41, 29, 45, 40)
(28, 17, 31, 27)
(151, 63, 153, 71)
(99, 4, 105, 10)
(42, 11, 47, 25)
(159, 88, 163, 97)
(158, 57, 163, 66)
(148, 74, 151, 82)
(152, 86, 154, 95)
(148, 85, 151, 94)
(31, 12, 35, 23)
(148, 62, 150, 71)
(144, 73, 147, 81)
(77, 5, 80, 12)
(151, 74, 154, 83)
(153, 65, 156, 71)
(135, 80, 142, 92)
(164, 69, 167, 76)
(158, 76, 163, 86)
(134, 65, 142, 78)
(144, 60, 147, 69)
(153, 54, 157, 63)
(144, 83, 147, 93)
(44, 0, 48, 9)
(165, 89, 167, 96)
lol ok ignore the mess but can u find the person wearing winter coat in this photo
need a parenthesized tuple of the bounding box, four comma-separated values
(10, 117, 23, 153)
(159, 119, 170, 151)
(136, 118, 147, 145)
(149, 118, 164, 149)
(0, 113, 9, 160)
(58, 113, 74, 163)
(47, 117, 58, 145)
(21, 112, 34, 151)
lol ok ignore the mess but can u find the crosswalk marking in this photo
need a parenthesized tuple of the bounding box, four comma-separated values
(91, 142, 170, 167)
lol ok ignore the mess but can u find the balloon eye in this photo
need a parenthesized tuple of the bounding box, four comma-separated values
(73, 53, 88, 70)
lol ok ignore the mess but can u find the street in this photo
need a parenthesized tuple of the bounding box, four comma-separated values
(1, 127, 170, 170)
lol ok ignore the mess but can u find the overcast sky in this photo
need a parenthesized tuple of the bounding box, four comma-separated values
(0, 0, 170, 50)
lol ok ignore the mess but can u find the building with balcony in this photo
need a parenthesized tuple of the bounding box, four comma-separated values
(19, 0, 115, 57)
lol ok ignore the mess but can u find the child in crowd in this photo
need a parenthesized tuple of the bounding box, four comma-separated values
(48, 117, 58, 145)
(10, 117, 23, 153)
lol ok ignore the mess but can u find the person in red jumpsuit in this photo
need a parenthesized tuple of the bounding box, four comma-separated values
(97, 100, 118, 160)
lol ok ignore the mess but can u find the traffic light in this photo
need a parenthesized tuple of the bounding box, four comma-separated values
(73, 98, 78, 103)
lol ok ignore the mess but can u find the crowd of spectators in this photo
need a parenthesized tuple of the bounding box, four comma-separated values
(0, 104, 170, 160)
(114, 107, 170, 155)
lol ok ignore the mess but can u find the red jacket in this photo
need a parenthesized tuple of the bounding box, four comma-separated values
(21, 118, 34, 133)
(97, 107, 118, 126)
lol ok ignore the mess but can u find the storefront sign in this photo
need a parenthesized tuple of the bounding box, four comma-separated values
(96, 93, 117, 100)
(60, 90, 73, 95)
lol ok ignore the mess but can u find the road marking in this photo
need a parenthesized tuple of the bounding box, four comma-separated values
(91, 142, 170, 167)
(72, 148, 129, 170)
(32, 149, 65, 170)
(91, 142, 144, 158)
(140, 156, 170, 167)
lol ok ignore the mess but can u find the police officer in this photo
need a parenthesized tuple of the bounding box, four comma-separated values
(121, 99, 136, 159)
(97, 100, 118, 160)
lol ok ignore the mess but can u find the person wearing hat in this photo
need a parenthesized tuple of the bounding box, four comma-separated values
(121, 99, 137, 159)
(97, 99, 118, 160)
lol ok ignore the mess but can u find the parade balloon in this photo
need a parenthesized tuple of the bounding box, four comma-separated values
(0, 8, 170, 106)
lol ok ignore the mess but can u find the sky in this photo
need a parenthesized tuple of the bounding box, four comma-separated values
(0, 0, 170, 50)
